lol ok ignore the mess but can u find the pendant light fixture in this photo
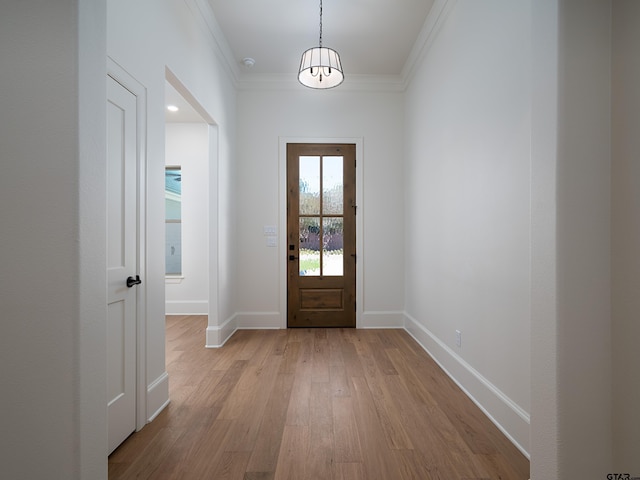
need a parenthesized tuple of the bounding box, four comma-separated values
(298, 0, 344, 89)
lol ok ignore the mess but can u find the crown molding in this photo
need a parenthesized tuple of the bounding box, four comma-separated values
(400, 0, 458, 90)
(188, 0, 456, 93)
(235, 73, 406, 93)
(184, 0, 242, 84)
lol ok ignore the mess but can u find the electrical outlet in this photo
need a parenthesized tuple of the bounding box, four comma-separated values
(455, 330, 462, 348)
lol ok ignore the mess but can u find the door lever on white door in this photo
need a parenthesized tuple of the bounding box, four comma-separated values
(126, 275, 142, 288)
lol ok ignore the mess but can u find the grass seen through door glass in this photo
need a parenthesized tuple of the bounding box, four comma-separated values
(299, 248, 344, 276)
(299, 249, 320, 274)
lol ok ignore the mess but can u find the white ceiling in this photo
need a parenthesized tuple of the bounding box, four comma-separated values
(207, 0, 436, 77)
(166, 0, 438, 122)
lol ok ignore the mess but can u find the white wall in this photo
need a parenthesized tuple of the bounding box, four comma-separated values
(107, 0, 237, 414)
(3, 1, 628, 477)
(530, 0, 560, 477)
(1, 0, 237, 477)
(235, 89, 405, 329)
(404, 3, 617, 476)
(403, 0, 532, 454)
(531, 2, 615, 477)
(0, 0, 107, 478)
(612, 0, 640, 472)
(165, 123, 210, 315)
(555, 1, 612, 477)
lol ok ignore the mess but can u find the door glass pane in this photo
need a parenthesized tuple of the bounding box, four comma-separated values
(299, 156, 320, 215)
(323, 156, 343, 215)
(300, 217, 320, 276)
(323, 217, 343, 276)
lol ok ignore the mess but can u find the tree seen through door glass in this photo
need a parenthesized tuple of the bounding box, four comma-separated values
(323, 217, 344, 276)
(322, 156, 343, 215)
(299, 217, 320, 276)
(299, 156, 320, 215)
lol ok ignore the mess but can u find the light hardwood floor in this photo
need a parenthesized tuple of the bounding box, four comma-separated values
(108, 315, 529, 479)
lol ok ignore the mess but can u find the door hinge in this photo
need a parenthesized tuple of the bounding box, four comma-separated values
(355, 301, 357, 312)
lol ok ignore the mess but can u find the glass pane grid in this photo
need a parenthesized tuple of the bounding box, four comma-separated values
(298, 155, 344, 278)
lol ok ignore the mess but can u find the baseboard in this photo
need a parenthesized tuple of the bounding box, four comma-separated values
(361, 311, 405, 328)
(206, 314, 238, 348)
(403, 313, 531, 458)
(165, 300, 208, 315)
(229, 311, 404, 329)
(146, 372, 169, 423)
(235, 311, 283, 329)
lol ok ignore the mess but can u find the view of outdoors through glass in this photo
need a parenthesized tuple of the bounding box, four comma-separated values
(299, 156, 344, 276)
(165, 167, 182, 275)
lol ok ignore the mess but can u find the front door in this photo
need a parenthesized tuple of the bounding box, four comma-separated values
(287, 143, 356, 327)
(107, 75, 139, 454)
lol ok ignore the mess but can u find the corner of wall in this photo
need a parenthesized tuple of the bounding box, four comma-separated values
(206, 314, 239, 347)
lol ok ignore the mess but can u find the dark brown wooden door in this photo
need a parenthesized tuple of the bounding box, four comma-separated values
(287, 143, 356, 327)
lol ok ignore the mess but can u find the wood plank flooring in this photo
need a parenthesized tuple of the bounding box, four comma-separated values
(108, 315, 529, 479)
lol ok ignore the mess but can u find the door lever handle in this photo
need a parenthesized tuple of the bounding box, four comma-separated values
(288, 255, 299, 261)
(126, 275, 142, 288)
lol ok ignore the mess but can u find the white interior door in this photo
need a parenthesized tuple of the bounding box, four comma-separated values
(107, 75, 139, 455)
